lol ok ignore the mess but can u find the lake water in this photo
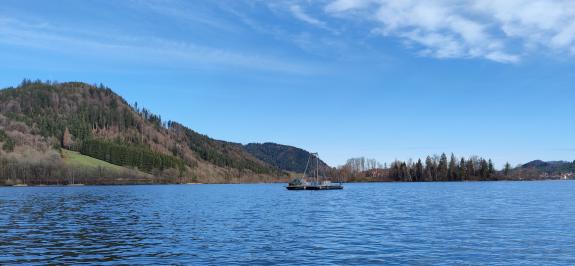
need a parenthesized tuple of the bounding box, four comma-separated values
(1, 181, 574, 265)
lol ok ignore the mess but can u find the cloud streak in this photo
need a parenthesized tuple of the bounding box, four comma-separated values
(324, 0, 575, 63)
(0, 15, 315, 74)
(289, 5, 326, 28)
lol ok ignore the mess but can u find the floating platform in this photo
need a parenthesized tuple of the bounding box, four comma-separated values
(286, 152, 343, 191)
(286, 184, 343, 190)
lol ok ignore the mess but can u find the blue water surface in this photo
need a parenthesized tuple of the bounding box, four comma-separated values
(1, 181, 574, 265)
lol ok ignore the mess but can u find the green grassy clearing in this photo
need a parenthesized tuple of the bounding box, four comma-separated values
(61, 149, 128, 172)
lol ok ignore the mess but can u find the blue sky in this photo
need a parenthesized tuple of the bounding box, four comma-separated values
(1, 0, 574, 168)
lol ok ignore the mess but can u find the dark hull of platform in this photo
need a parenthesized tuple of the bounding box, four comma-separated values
(286, 185, 343, 190)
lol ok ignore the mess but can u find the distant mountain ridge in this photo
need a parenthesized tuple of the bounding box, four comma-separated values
(244, 142, 330, 173)
(522, 160, 575, 173)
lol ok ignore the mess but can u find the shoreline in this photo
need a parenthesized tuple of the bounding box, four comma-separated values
(1, 178, 571, 188)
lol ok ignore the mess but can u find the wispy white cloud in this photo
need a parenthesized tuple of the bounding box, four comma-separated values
(473, 0, 575, 51)
(0, 15, 315, 74)
(289, 4, 326, 27)
(126, 0, 240, 32)
(325, 0, 372, 13)
(323, 0, 575, 63)
(220, 2, 353, 59)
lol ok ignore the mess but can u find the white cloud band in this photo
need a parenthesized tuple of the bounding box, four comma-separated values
(325, 0, 575, 63)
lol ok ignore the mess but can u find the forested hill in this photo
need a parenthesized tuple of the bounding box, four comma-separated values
(244, 142, 330, 173)
(0, 80, 291, 185)
(521, 160, 575, 173)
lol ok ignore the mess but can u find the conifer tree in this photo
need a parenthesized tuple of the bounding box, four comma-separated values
(415, 159, 423, 182)
(504, 162, 511, 176)
(438, 153, 448, 181)
(488, 159, 494, 176)
(448, 153, 457, 181)
(459, 158, 466, 180)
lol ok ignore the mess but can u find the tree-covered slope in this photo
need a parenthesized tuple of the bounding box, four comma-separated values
(244, 142, 330, 173)
(0, 80, 285, 184)
(521, 160, 575, 173)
